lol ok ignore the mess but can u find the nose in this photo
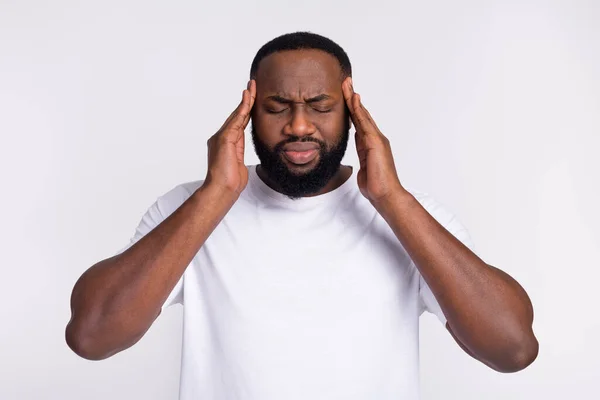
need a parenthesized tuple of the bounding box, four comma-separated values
(283, 105, 317, 137)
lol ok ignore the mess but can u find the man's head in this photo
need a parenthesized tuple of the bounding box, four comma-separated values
(249, 32, 352, 199)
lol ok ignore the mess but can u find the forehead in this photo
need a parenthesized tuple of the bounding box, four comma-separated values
(255, 49, 342, 96)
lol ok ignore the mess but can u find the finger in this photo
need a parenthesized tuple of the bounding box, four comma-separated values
(241, 79, 256, 128)
(352, 93, 374, 134)
(358, 95, 375, 123)
(354, 132, 367, 168)
(220, 92, 245, 130)
(341, 78, 363, 131)
(221, 105, 239, 129)
(357, 94, 380, 131)
(235, 89, 252, 129)
(228, 89, 252, 133)
(249, 79, 256, 105)
(357, 96, 377, 126)
(341, 77, 355, 115)
(221, 80, 255, 130)
(343, 77, 361, 128)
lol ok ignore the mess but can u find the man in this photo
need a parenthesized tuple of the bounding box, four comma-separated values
(66, 32, 538, 399)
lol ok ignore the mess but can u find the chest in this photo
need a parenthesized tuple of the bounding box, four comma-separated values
(181, 205, 423, 394)
(176, 192, 426, 398)
(191, 204, 418, 325)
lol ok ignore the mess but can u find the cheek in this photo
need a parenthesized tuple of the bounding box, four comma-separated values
(316, 112, 346, 136)
(252, 114, 283, 147)
(253, 112, 276, 131)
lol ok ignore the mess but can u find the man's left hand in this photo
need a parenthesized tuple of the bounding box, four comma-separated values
(342, 77, 405, 206)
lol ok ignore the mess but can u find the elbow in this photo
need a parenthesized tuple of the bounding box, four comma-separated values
(65, 313, 151, 361)
(492, 334, 539, 373)
(65, 320, 113, 361)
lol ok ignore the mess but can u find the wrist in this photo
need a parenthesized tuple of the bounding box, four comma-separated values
(193, 182, 239, 212)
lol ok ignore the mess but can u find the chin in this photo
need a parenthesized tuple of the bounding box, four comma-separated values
(280, 154, 320, 174)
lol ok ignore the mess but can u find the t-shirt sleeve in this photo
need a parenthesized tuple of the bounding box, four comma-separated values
(113, 185, 193, 312)
(411, 192, 477, 325)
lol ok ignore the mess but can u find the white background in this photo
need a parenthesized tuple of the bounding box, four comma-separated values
(1, 1, 599, 399)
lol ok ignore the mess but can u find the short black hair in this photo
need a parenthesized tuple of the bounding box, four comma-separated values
(250, 31, 352, 80)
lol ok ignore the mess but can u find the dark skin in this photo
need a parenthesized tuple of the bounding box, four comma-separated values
(252, 49, 353, 195)
(254, 49, 538, 373)
(67, 48, 538, 372)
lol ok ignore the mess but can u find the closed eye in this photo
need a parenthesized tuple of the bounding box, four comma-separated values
(264, 104, 332, 114)
(266, 108, 288, 114)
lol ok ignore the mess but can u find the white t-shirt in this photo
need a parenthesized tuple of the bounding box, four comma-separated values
(117, 164, 474, 400)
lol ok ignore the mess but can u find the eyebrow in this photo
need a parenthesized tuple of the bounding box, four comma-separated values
(266, 94, 332, 104)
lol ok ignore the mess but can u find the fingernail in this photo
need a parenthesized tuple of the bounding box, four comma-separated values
(247, 80, 250, 90)
(349, 77, 353, 90)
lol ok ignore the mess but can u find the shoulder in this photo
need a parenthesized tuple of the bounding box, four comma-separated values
(406, 188, 469, 234)
(155, 179, 205, 218)
(406, 187, 476, 250)
(406, 188, 454, 222)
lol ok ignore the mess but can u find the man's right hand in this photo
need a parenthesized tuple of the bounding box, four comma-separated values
(65, 80, 257, 361)
(204, 79, 256, 198)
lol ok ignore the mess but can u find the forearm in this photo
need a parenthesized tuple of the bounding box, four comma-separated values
(374, 190, 538, 372)
(66, 183, 235, 360)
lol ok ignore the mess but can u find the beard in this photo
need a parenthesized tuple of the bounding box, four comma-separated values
(251, 120, 350, 200)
